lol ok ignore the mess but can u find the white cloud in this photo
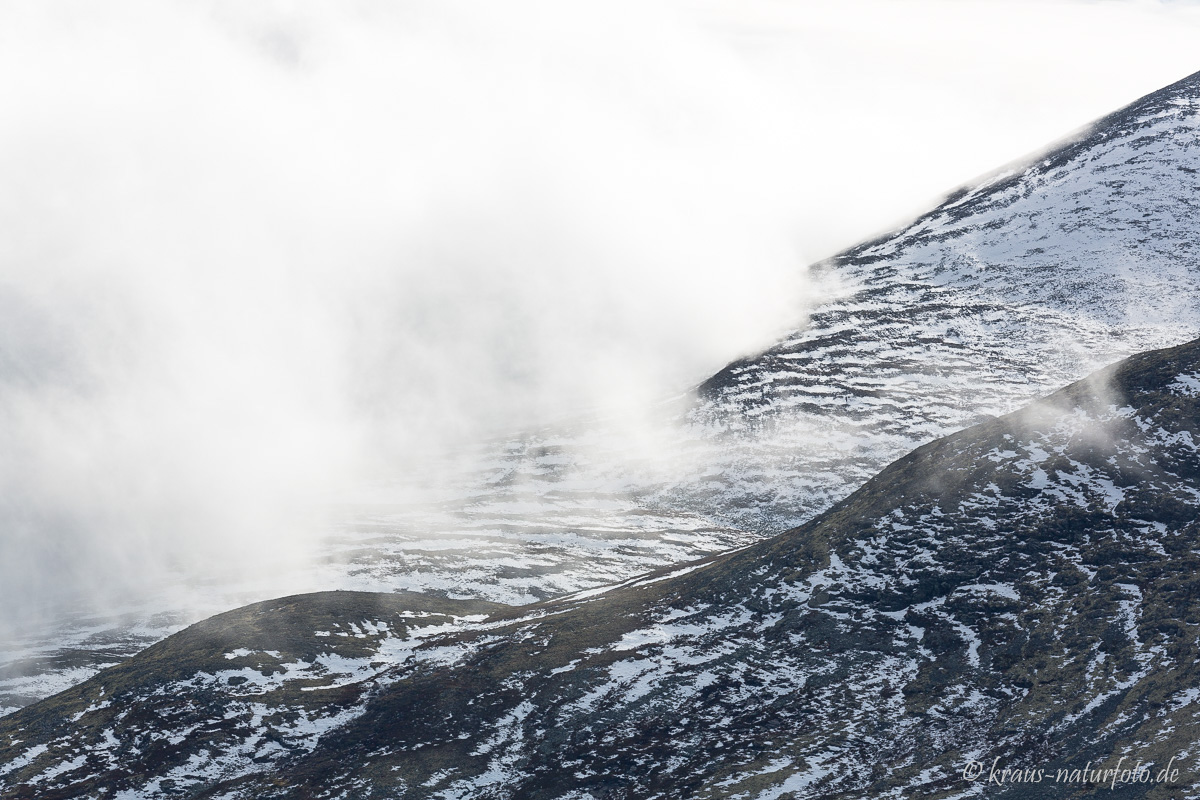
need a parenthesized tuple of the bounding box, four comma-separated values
(0, 0, 1197, 628)
(693, 0, 1200, 255)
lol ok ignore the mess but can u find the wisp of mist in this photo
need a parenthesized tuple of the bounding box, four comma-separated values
(2, 0, 1200, 637)
(0, 0, 813, 633)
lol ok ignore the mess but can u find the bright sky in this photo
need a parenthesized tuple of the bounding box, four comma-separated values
(691, 0, 1200, 257)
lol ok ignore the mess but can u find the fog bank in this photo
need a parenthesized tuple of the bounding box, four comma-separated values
(2, 0, 1199, 633)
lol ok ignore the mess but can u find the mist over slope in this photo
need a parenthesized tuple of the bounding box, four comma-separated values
(4, 1, 1200, 648)
(684, 66, 1200, 523)
(4, 336, 1198, 798)
(5, 65, 1200, 719)
(0, 0, 813, 637)
(323, 68, 1200, 600)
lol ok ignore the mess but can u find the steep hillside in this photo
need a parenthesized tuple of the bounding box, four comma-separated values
(4, 337, 1198, 798)
(7, 70, 1200, 720)
(688, 66, 1200, 520)
(317, 67, 1200, 602)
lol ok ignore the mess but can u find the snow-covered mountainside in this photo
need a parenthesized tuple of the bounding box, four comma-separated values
(3, 70, 1199, 717)
(4, 337, 1198, 799)
(688, 65, 1200, 523)
(692, 73, 1198, 499)
(313, 67, 1200, 597)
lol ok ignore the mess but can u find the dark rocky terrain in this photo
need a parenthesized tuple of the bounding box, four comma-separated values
(3, 337, 1198, 798)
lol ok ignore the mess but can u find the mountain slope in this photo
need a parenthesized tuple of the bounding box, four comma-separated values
(4, 337, 1198, 799)
(7, 69, 1200, 721)
(687, 66, 1200, 522)
(312, 66, 1200, 603)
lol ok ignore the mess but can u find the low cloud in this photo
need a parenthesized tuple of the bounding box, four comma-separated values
(1, 0, 1198, 632)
